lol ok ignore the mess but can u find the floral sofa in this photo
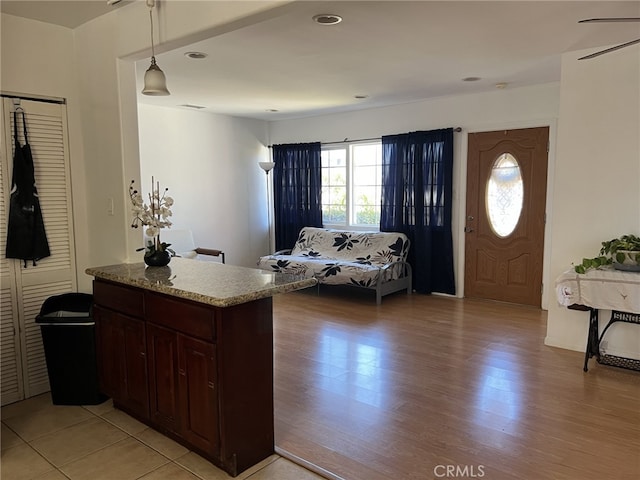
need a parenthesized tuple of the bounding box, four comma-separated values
(257, 227, 412, 304)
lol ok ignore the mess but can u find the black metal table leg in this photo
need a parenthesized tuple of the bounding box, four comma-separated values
(583, 308, 599, 372)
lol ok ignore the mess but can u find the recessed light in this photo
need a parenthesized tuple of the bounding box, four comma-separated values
(266, 109, 279, 113)
(312, 14, 343, 25)
(462, 77, 481, 82)
(184, 52, 208, 59)
(354, 94, 368, 99)
(495, 82, 508, 89)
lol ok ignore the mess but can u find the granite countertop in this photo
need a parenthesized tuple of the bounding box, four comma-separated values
(86, 257, 317, 308)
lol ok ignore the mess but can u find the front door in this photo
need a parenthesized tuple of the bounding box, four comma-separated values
(464, 127, 548, 307)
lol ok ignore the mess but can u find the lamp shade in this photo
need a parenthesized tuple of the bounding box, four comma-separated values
(259, 161, 275, 173)
(142, 58, 170, 96)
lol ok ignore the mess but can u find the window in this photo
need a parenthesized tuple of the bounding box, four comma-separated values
(321, 142, 382, 228)
(486, 153, 523, 237)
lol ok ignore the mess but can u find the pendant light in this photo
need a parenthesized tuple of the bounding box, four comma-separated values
(142, 0, 170, 96)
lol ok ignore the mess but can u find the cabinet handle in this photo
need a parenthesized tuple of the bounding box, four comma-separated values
(178, 369, 186, 376)
(208, 381, 215, 390)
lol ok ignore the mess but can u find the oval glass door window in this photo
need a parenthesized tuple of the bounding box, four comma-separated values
(486, 153, 523, 237)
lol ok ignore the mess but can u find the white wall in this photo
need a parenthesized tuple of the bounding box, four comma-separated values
(65, 0, 285, 286)
(0, 14, 92, 291)
(137, 104, 270, 266)
(3, 3, 638, 356)
(1, 1, 289, 289)
(270, 83, 561, 301)
(545, 46, 640, 357)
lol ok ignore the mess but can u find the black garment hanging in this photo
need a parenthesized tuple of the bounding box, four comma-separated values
(5, 108, 50, 267)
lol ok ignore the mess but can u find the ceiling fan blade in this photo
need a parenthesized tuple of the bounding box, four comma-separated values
(578, 37, 640, 60)
(579, 17, 640, 23)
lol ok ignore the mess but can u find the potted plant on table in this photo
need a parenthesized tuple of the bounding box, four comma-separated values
(574, 234, 640, 274)
(130, 177, 175, 266)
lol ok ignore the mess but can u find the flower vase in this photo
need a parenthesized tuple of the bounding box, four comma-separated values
(144, 250, 171, 267)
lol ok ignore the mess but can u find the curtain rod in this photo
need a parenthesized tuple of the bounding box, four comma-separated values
(268, 127, 462, 148)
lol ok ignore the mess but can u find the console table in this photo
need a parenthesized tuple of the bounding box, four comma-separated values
(555, 267, 640, 372)
(86, 258, 316, 477)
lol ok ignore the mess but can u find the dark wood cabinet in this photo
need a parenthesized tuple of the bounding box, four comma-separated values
(146, 323, 180, 433)
(177, 333, 218, 454)
(94, 305, 149, 419)
(92, 278, 273, 477)
(146, 323, 219, 456)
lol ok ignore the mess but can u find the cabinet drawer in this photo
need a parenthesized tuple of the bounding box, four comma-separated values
(145, 292, 215, 342)
(94, 280, 144, 318)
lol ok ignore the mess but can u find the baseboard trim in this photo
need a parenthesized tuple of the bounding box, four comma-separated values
(544, 336, 584, 352)
(545, 336, 640, 361)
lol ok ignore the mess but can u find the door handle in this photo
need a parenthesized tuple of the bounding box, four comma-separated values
(464, 227, 474, 233)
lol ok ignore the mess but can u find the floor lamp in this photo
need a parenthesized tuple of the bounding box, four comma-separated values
(258, 161, 275, 253)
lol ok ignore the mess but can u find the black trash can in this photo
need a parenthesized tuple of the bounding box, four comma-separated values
(36, 293, 108, 405)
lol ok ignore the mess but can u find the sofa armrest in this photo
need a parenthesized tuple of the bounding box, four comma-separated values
(194, 248, 225, 263)
(380, 261, 412, 281)
(195, 247, 222, 256)
(273, 249, 292, 255)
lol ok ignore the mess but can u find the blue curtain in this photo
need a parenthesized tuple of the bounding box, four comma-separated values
(272, 142, 323, 251)
(381, 129, 455, 294)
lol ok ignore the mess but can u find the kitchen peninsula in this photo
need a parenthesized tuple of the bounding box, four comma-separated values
(86, 258, 316, 477)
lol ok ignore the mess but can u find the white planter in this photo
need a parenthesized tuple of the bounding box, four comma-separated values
(613, 250, 640, 272)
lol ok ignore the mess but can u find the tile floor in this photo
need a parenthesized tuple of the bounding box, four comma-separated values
(1, 393, 325, 480)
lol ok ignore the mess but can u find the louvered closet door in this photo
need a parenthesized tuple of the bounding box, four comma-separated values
(0, 97, 77, 405)
(0, 113, 23, 405)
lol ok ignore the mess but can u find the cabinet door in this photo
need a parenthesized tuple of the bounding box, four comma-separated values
(178, 334, 219, 456)
(94, 305, 122, 399)
(121, 316, 149, 418)
(147, 323, 180, 433)
(94, 305, 148, 418)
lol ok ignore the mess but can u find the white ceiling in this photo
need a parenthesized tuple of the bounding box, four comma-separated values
(2, 1, 639, 121)
(0, 0, 132, 29)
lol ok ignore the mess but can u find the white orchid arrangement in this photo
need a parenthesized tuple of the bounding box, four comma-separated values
(129, 177, 175, 256)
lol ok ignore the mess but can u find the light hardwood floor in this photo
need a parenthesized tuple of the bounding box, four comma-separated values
(272, 287, 640, 480)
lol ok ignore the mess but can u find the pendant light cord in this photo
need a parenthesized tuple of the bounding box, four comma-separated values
(149, 8, 156, 60)
(142, 0, 170, 96)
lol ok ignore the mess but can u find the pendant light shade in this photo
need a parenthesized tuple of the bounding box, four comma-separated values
(142, 58, 170, 95)
(142, 0, 169, 96)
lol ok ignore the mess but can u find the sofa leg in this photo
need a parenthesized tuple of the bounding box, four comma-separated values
(376, 290, 382, 305)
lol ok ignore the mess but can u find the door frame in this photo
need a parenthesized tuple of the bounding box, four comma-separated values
(454, 119, 557, 310)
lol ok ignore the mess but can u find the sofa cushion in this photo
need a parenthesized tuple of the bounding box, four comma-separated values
(259, 256, 387, 287)
(290, 227, 409, 265)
